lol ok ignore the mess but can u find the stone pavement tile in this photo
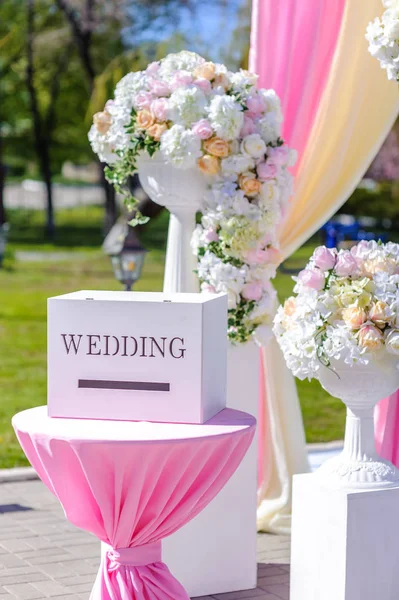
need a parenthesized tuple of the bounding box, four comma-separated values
(0, 571, 48, 586)
(36, 563, 77, 580)
(0, 556, 28, 570)
(3, 583, 43, 599)
(258, 575, 290, 587)
(31, 580, 70, 597)
(0, 480, 292, 600)
(64, 581, 93, 594)
(258, 584, 289, 600)
(257, 565, 287, 577)
(0, 541, 33, 554)
(65, 543, 100, 559)
(212, 588, 277, 600)
(57, 559, 99, 576)
(56, 573, 96, 586)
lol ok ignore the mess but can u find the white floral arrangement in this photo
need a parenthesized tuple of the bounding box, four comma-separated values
(274, 241, 399, 380)
(366, 0, 399, 81)
(89, 51, 296, 345)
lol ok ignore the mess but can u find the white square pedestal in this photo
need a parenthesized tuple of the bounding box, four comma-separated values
(291, 473, 399, 600)
(162, 341, 259, 597)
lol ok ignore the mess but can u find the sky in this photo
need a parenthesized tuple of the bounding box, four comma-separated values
(123, 0, 250, 67)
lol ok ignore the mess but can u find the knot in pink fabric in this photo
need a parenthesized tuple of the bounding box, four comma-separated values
(106, 541, 162, 570)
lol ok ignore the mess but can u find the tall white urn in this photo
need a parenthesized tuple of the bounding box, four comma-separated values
(138, 153, 259, 595)
(317, 356, 399, 489)
(137, 152, 208, 293)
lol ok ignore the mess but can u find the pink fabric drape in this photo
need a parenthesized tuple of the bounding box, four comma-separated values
(13, 406, 255, 600)
(375, 393, 399, 466)
(250, 0, 346, 490)
(250, 0, 346, 175)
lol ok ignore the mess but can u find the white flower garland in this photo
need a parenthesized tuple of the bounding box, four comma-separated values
(89, 51, 296, 344)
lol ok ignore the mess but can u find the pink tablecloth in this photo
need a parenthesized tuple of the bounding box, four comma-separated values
(12, 406, 256, 600)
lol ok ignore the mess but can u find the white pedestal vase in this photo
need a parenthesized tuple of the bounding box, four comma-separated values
(137, 151, 259, 595)
(316, 356, 399, 489)
(137, 152, 208, 293)
(163, 341, 259, 597)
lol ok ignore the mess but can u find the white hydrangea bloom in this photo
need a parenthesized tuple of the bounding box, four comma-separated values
(257, 113, 281, 144)
(160, 125, 202, 168)
(366, 4, 399, 81)
(169, 86, 207, 126)
(208, 96, 244, 140)
(115, 72, 149, 107)
(258, 89, 283, 123)
(159, 51, 205, 79)
(88, 125, 118, 164)
(221, 154, 255, 176)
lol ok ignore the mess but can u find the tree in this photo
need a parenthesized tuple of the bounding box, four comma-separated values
(26, 0, 72, 238)
(55, 0, 127, 233)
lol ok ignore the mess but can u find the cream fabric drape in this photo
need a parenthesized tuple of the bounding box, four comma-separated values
(257, 0, 399, 533)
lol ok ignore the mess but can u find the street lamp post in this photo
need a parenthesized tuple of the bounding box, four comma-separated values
(105, 220, 147, 291)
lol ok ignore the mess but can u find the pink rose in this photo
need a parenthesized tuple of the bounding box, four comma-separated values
(298, 268, 325, 290)
(267, 146, 290, 166)
(135, 91, 153, 110)
(312, 246, 337, 271)
(194, 78, 212, 94)
(334, 252, 358, 277)
(146, 61, 160, 75)
(246, 94, 265, 117)
(201, 282, 216, 294)
(149, 79, 170, 97)
(240, 116, 257, 138)
(243, 246, 281, 265)
(257, 161, 278, 180)
(170, 70, 193, 90)
(192, 119, 213, 140)
(204, 229, 219, 242)
(242, 282, 263, 301)
(243, 248, 269, 264)
(151, 98, 169, 122)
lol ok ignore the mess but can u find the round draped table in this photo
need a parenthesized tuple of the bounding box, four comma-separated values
(12, 406, 256, 600)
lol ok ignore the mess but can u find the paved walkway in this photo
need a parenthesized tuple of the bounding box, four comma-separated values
(0, 479, 290, 600)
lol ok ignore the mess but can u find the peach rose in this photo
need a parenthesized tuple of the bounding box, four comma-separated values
(369, 300, 393, 328)
(93, 111, 112, 135)
(136, 109, 155, 130)
(146, 122, 168, 141)
(342, 307, 367, 330)
(194, 62, 216, 81)
(213, 72, 230, 90)
(358, 325, 384, 350)
(203, 137, 230, 158)
(362, 257, 397, 276)
(198, 154, 220, 175)
(283, 297, 296, 317)
(238, 172, 262, 197)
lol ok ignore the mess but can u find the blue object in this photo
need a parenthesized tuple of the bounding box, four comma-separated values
(321, 220, 385, 247)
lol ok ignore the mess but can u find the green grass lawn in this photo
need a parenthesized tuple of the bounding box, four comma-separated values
(0, 205, 345, 468)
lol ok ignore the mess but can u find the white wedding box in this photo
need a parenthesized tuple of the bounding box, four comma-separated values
(47, 290, 227, 423)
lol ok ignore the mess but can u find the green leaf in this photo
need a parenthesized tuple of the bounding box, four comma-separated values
(128, 213, 150, 227)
